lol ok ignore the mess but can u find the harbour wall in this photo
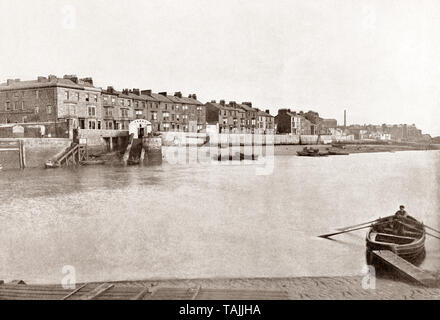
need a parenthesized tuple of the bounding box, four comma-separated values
(0, 138, 71, 169)
(159, 132, 354, 146)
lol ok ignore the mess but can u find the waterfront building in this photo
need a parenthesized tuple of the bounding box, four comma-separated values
(0, 75, 102, 137)
(236, 102, 258, 133)
(256, 109, 275, 134)
(206, 100, 236, 133)
(101, 86, 133, 130)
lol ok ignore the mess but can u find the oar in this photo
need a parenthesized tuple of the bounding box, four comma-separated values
(319, 223, 380, 239)
(426, 232, 440, 240)
(336, 216, 392, 231)
(425, 225, 440, 234)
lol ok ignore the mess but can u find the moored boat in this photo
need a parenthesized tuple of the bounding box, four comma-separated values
(296, 147, 329, 157)
(366, 215, 426, 265)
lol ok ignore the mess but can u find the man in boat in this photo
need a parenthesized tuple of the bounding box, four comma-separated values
(393, 205, 408, 235)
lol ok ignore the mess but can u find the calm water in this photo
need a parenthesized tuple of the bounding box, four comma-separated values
(0, 150, 439, 284)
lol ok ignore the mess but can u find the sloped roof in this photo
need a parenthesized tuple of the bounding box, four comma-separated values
(149, 93, 172, 103)
(0, 77, 85, 91)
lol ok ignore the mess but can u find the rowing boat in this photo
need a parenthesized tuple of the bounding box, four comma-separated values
(366, 215, 426, 265)
(296, 147, 329, 157)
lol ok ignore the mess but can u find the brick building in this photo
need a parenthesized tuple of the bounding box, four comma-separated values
(0, 75, 102, 137)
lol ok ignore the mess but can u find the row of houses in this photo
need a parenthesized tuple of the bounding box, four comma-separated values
(274, 109, 338, 135)
(0, 75, 275, 136)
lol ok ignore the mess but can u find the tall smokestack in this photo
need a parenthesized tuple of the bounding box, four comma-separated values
(344, 109, 347, 128)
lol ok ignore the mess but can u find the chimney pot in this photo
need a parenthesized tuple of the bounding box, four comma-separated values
(80, 77, 94, 86)
(210, 100, 216, 103)
(219, 100, 225, 106)
(174, 92, 182, 98)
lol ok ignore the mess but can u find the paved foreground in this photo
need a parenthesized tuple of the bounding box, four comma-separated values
(1, 276, 439, 300)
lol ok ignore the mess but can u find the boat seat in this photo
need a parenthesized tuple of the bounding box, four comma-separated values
(374, 233, 417, 240)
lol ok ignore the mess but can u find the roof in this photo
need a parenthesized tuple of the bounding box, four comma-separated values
(0, 77, 86, 91)
(257, 110, 273, 117)
(139, 93, 159, 102)
(179, 96, 203, 105)
(237, 103, 254, 112)
(149, 93, 172, 103)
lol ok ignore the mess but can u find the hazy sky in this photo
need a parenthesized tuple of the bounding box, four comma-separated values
(1, 0, 439, 135)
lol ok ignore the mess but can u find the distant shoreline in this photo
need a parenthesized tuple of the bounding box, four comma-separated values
(274, 143, 440, 156)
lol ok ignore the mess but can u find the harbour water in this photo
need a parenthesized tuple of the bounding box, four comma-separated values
(0, 150, 439, 284)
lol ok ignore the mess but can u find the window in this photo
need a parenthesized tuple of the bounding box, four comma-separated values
(13, 101, 18, 110)
(94, 94, 98, 102)
(182, 105, 188, 110)
(175, 105, 179, 110)
(97, 121, 101, 130)
(182, 115, 188, 120)
(65, 91, 70, 100)
(75, 92, 80, 100)
(85, 93, 90, 102)
(21, 101, 25, 110)
(176, 114, 180, 121)
(107, 121, 113, 129)
(197, 106, 202, 111)
(121, 109, 129, 117)
(89, 121, 96, 129)
(34, 106, 39, 114)
(151, 111, 157, 120)
(47, 106, 52, 114)
(36, 90, 39, 99)
(105, 108, 112, 117)
(88, 106, 96, 117)
(111, 97, 115, 104)
(163, 123, 170, 131)
(163, 112, 170, 120)
(22, 116, 27, 123)
(135, 110, 143, 115)
(103, 96, 108, 103)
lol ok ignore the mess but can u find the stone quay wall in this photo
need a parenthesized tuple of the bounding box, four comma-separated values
(0, 138, 71, 169)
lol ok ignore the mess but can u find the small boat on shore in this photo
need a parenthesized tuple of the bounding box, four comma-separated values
(366, 215, 426, 265)
(45, 160, 60, 169)
(296, 147, 329, 157)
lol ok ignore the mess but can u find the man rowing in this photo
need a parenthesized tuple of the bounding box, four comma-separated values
(393, 205, 408, 235)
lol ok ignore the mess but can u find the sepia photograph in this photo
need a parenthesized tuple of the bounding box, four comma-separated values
(0, 0, 439, 308)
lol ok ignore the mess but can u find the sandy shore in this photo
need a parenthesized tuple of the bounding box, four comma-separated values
(103, 275, 440, 300)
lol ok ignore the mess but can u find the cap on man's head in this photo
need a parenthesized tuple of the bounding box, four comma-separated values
(400, 205, 405, 209)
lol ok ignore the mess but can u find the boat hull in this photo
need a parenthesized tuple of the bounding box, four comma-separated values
(365, 216, 426, 266)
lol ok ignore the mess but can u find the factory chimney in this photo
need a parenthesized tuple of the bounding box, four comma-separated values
(344, 109, 347, 128)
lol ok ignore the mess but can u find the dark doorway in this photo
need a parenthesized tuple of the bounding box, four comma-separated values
(138, 127, 145, 138)
(79, 118, 85, 129)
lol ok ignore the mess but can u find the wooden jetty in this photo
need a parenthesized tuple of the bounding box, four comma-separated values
(371, 250, 438, 287)
(0, 139, 25, 169)
(0, 281, 289, 300)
